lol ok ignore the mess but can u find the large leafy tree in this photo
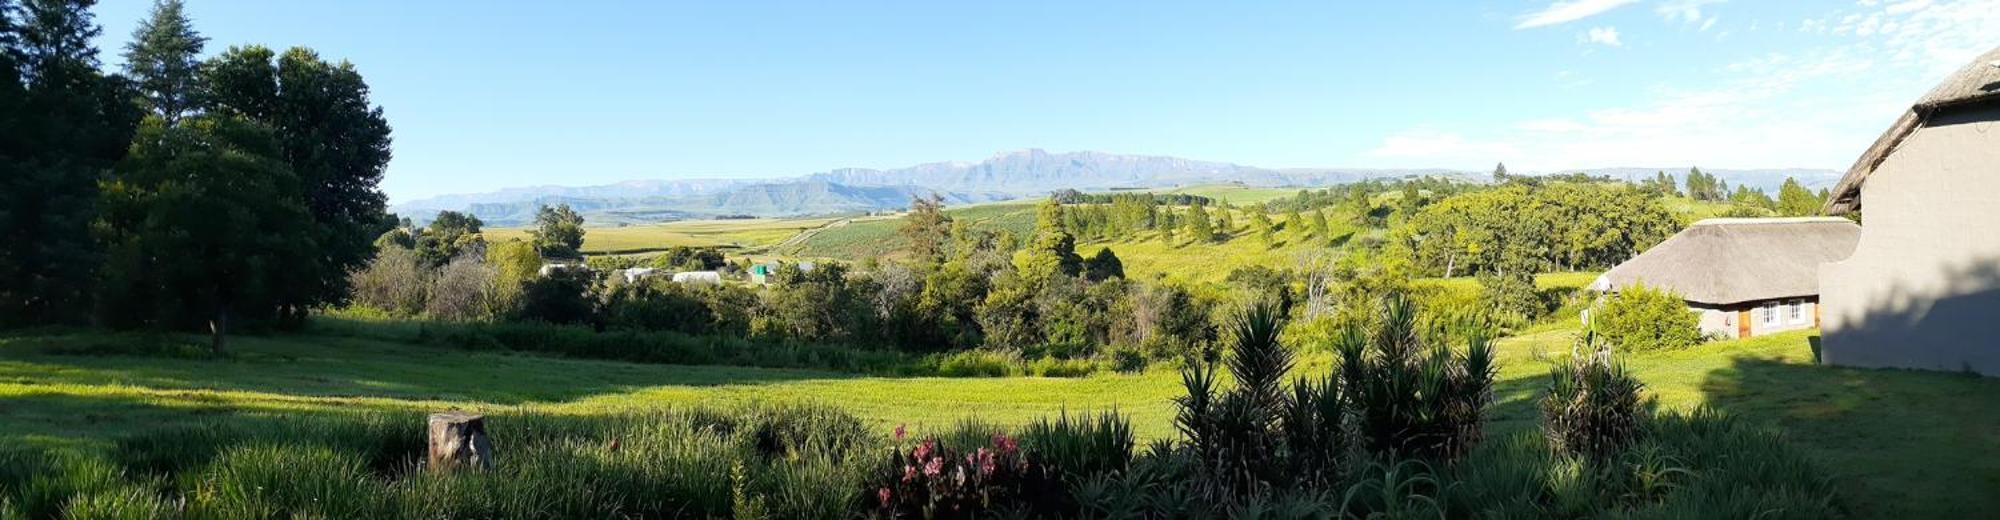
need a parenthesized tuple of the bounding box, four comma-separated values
(0, 0, 142, 326)
(97, 115, 318, 352)
(899, 194, 952, 264)
(201, 45, 394, 317)
(530, 204, 585, 258)
(121, 0, 203, 123)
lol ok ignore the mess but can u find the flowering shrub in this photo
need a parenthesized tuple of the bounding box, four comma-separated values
(860, 430, 1066, 518)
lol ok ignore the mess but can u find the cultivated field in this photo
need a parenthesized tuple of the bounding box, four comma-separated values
(483, 217, 842, 255)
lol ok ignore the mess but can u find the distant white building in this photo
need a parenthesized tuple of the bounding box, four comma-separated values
(616, 267, 661, 284)
(672, 271, 723, 285)
(538, 263, 585, 277)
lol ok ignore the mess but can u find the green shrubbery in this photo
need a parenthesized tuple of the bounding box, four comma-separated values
(1594, 283, 1703, 351)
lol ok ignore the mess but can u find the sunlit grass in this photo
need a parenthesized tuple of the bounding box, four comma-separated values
(1, 322, 1993, 516)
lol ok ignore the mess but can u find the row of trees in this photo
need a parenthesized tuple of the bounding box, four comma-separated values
(0, 0, 392, 352)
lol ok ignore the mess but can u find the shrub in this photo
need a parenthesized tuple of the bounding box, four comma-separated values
(1593, 283, 1701, 351)
(1027, 356, 1100, 377)
(860, 433, 1065, 519)
(1022, 411, 1134, 478)
(1332, 293, 1494, 461)
(348, 246, 432, 317)
(510, 267, 599, 326)
(931, 350, 1019, 377)
(1542, 333, 1648, 462)
(602, 280, 714, 335)
(425, 254, 497, 321)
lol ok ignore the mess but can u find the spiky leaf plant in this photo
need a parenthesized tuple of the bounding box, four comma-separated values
(1542, 332, 1647, 462)
(1335, 293, 1496, 461)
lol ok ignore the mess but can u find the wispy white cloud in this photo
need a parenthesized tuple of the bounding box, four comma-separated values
(1580, 26, 1623, 46)
(1656, 0, 1727, 24)
(1369, 0, 2000, 172)
(1514, 0, 1639, 29)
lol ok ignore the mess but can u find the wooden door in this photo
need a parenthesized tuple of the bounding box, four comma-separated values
(1737, 309, 1752, 338)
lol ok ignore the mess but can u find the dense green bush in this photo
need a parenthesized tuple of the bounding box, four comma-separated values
(509, 267, 599, 326)
(1594, 283, 1702, 351)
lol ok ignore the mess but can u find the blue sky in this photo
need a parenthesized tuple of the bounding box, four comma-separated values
(89, 0, 1999, 203)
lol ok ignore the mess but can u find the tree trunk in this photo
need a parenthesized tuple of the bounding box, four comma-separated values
(209, 309, 229, 355)
(428, 412, 495, 471)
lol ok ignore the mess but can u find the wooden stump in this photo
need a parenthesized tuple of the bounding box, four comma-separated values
(427, 412, 494, 472)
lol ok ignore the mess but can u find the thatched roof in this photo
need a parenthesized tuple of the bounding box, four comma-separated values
(1592, 218, 1860, 305)
(1826, 46, 2000, 214)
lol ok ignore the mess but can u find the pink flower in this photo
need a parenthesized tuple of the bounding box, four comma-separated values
(991, 433, 1018, 454)
(894, 424, 907, 440)
(913, 440, 934, 461)
(878, 487, 893, 507)
(923, 456, 944, 477)
(974, 447, 997, 476)
(902, 464, 917, 483)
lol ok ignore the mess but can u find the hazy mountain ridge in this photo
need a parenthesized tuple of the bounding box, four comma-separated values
(393, 149, 1842, 225)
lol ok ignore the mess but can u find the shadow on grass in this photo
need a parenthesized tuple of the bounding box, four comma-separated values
(0, 331, 864, 407)
(1699, 344, 2000, 518)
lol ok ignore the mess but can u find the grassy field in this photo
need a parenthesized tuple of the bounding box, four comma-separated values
(776, 202, 1039, 261)
(1161, 184, 1302, 205)
(483, 217, 841, 254)
(2, 322, 1992, 516)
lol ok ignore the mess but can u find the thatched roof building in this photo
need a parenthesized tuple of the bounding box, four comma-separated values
(1818, 46, 2000, 376)
(1825, 46, 2000, 214)
(1594, 218, 1861, 305)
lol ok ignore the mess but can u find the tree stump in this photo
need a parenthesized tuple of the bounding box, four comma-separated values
(427, 412, 494, 472)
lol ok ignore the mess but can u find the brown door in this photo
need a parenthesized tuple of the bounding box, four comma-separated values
(1737, 309, 1752, 338)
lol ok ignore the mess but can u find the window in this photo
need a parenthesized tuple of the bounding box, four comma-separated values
(1761, 301, 1779, 326)
(1788, 300, 1806, 324)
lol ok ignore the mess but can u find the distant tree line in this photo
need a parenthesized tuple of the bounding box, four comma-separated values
(1050, 189, 1212, 206)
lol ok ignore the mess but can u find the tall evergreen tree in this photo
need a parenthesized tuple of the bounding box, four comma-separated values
(1017, 199, 1082, 280)
(1492, 162, 1509, 182)
(122, 0, 203, 123)
(1251, 211, 1275, 248)
(1775, 177, 1821, 217)
(1215, 202, 1235, 235)
(1185, 203, 1214, 243)
(1308, 209, 1329, 241)
(0, 0, 142, 327)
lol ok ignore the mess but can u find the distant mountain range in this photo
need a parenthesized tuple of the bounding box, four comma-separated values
(393, 149, 1843, 226)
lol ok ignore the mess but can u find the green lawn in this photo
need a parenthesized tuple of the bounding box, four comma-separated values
(2, 322, 1992, 516)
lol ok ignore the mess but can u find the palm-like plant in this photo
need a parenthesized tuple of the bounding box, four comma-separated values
(1542, 332, 1646, 462)
(1336, 293, 1495, 461)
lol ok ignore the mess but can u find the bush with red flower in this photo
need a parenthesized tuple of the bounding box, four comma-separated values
(860, 431, 1068, 518)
